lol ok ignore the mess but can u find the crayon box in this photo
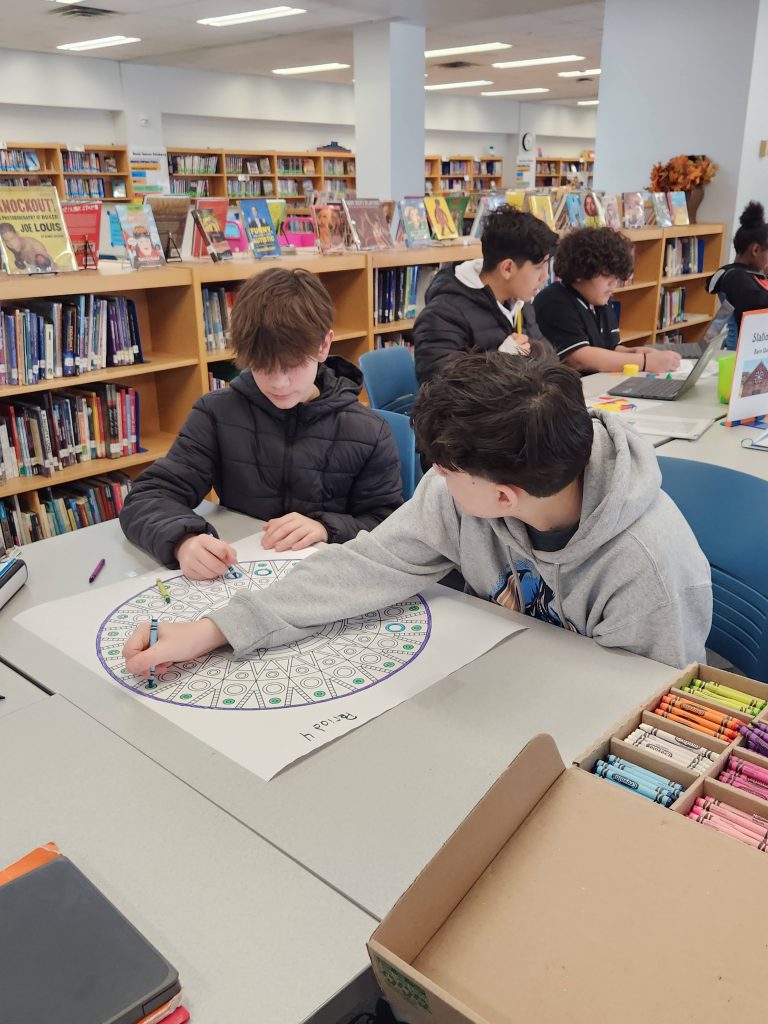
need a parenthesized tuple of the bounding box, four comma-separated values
(369, 663, 768, 1023)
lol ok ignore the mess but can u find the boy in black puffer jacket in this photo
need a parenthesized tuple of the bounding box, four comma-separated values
(120, 268, 402, 579)
(412, 207, 558, 386)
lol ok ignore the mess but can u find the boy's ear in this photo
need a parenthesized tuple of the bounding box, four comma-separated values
(496, 483, 520, 512)
(497, 257, 515, 279)
(317, 330, 333, 363)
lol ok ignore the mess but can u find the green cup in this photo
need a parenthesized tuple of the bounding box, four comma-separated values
(718, 353, 736, 404)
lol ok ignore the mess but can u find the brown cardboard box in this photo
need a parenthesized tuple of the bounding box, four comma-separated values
(370, 726, 768, 1023)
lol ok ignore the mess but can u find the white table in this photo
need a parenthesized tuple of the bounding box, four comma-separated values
(0, 511, 675, 919)
(582, 373, 726, 446)
(0, 691, 376, 1024)
(0, 659, 47, 719)
(660, 419, 768, 479)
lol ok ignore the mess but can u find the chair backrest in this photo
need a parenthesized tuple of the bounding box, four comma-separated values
(658, 456, 768, 680)
(375, 409, 423, 501)
(359, 347, 418, 414)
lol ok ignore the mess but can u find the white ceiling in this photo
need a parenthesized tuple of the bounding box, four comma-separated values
(3, 0, 604, 102)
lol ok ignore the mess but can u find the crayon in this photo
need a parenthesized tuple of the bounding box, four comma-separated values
(604, 755, 683, 791)
(652, 708, 739, 741)
(681, 686, 761, 715)
(88, 558, 105, 584)
(146, 615, 159, 689)
(594, 761, 678, 804)
(654, 703, 740, 735)
(686, 678, 766, 712)
(728, 755, 768, 784)
(624, 739, 711, 774)
(155, 578, 171, 605)
(224, 564, 243, 580)
(625, 729, 716, 764)
(692, 806, 768, 847)
(693, 805, 768, 844)
(695, 797, 768, 835)
(636, 723, 718, 755)
(659, 695, 741, 730)
(719, 774, 768, 800)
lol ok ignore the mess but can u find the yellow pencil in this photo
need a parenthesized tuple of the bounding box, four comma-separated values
(516, 308, 522, 334)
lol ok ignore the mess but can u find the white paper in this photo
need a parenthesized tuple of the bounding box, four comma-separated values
(728, 310, 768, 423)
(15, 533, 522, 780)
(587, 395, 662, 414)
(625, 414, 717, 440)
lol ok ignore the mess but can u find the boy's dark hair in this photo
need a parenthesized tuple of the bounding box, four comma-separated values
(734, 201, 768, 254)
(230, 267, 334, 371)
(481, 207, 558, 273)
(554, 227, 633, 285)
(412, 350, 593, 497)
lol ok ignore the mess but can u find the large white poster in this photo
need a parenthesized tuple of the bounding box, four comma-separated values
(15, 534, 523, 779)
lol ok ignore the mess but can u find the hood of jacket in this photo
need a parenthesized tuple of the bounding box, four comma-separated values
(424, 258, 502, 310)
(229, 354, 363, 423)
(488, 411, 661, 568)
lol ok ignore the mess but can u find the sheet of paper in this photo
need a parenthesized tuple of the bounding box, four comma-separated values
(15, 533, 523, 780)
(587, 395, 662, 414)
(625, 414, 717, 440)
(668, 358, 718, 381)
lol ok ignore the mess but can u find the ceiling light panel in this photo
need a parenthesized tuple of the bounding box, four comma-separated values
(492, 55, 585, 69)
(57, 35, 141, 51)
(198, 7, 306, 27)
(424, 42, 511, 58)
(425, 80, 493, 91)
(272, 62, 350, 75)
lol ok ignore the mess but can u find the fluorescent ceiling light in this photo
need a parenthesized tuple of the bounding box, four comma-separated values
(198, 7, 305, 27)
(481, 87, 549, 96)
(578, 99, 599, 106)
(558, 67, 601, 77)
(425, 80, 492, 91)
(57, 35, 141, 51)
(272, 62, 350, 75)
(47, 1, 86, 4)
(425, 42, 511, 58)
(492, 54, 584, 68)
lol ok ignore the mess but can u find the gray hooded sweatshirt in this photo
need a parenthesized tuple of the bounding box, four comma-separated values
(209, 412, 712, 669)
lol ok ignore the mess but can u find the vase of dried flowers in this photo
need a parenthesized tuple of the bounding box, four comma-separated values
(686, 185, 705, 224)
(648, 155, 718, 223)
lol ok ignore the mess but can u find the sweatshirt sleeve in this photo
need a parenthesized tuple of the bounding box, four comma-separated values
(412, 302, 471, 385)
(315, 417, 403, 544)
(119, 401, 219, 566)
(591, 583, 712, 669)
(715, 267, 768, 315)
(207, 472, 460, 658)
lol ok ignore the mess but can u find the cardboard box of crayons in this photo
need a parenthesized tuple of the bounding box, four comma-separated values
(369, 665, 768, 1024)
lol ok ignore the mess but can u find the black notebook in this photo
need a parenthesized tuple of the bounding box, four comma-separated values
(0, 856, 180, 1024)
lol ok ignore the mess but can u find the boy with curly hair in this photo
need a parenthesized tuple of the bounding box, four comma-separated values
(534, 227, 681, 375)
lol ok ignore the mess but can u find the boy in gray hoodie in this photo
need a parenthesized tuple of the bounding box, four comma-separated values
(123, 352, 713, 675)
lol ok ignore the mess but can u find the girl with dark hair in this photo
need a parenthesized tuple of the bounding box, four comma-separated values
(707, 201, 768, 347)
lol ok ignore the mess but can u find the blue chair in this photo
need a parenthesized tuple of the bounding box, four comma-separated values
(658, 457, 768, 679)
(359, 347, 418, 414)
(375, 409, 423, 501)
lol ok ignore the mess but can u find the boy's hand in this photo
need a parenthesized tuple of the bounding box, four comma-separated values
(176, 534, 238, 579)
(262, 513, 328, 552)
(122, 618, 227, 678)
(499, 333, 531, 356)
(643, 349, 682, 374)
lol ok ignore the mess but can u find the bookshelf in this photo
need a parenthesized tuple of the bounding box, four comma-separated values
(0, 225, 723, 542)
(472, 158, 503, 191)
(0, 143, 134, 202)
(535, 156, 594, 188)
(166, 148, 225, 199)
(613, 224, 725, 347)
(424, 155, 441, 194)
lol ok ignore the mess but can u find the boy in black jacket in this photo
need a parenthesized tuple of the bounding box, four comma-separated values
(120, 268, 402, 579)
(412, 207, 558, 386)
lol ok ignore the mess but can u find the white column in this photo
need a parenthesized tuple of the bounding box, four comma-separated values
(353, 21, 426, 199)
(595, 0, 768, 231)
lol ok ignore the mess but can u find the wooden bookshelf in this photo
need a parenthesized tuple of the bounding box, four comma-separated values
(424, 155, 441, 194)
(613, 224, 725, 347)
(535, 156, 594, 188)
(0, 225, 723, 540)
(166, 147, 224, 199)
(0, 142, 133, 202)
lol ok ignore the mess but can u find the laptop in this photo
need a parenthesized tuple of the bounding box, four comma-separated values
(607, 300, 734, 401)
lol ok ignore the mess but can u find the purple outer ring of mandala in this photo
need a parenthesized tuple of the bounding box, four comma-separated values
(96, 575, 432, 710)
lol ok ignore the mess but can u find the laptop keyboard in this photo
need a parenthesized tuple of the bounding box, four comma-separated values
(609, 377, 682, 399)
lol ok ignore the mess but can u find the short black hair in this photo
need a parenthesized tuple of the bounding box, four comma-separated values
(554, 227, 634, 285)
(481, 207, 558, 273)
(734, 201, 768, 254)
(412, 350, 594, 497)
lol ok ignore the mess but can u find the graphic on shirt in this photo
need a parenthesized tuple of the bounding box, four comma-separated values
(491, 561, 578, 632)
(96, 560, 431, 710)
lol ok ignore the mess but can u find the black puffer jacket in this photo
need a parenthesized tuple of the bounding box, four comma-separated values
(120, 356, 403, 566)
(412, 262, 547, 385)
